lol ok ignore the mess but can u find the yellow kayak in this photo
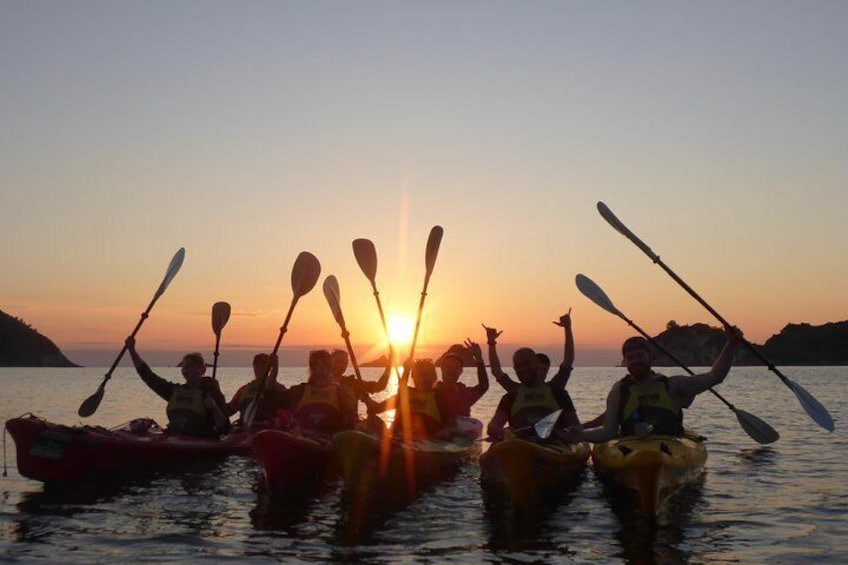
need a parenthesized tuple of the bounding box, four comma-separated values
(480, 438, 591, 507)
(333, 429, 475, 506)
(591, 433, 706, 517)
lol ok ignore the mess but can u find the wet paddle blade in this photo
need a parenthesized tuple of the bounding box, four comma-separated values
(425, 226, 444, 275)
(734, 408, 780, 444)
(78, 382, 105, 417)
(352, 238, 378, 282)
(788, 380, 835, 432)
(323, 275, 345, 327)
(534, 409, 564, 439)
(212, 301, 231, 335)
(575, 274, 623, 318)
(154, 247, 186, 298)
(291, 252, 321, 298)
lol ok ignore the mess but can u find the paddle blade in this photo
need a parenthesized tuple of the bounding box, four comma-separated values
(323, 275, 345, 327)
(534, 409, 564, 439)
(154, 247, 186, 298)
(788, 380, 835, 432)
(78, 382, 105, 417)
(597, 202, 659, 262)
(425, 226, 444, 274)
(575, 274, 623, 318)
(212, 301, 231, 335)
(291, 251, 321, 298)
(734, 408, 780, 444)
(352, 238, 378, 282)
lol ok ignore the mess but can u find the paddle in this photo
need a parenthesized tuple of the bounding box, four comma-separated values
(352, 238, 399, 379)
(575, 274, 779, 443)
(78, 248, 186, 418)
(322, 275, 364, 383)
(242, 251, 321, 429)
(597, 201, 834, 432)
(484, 408, 564, 442)
(210, 301, 231, 380)
(404, 226, 444, 378)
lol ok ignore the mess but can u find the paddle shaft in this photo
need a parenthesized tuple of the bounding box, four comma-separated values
(366, 280, 399, 380)
(211, 331, 222, 380)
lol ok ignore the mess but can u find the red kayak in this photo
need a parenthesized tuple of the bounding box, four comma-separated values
(5, 414, 252, 483)
(251, 427, 338, 494)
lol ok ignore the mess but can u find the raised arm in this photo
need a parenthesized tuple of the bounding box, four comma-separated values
(483, 323, 517, 392)
(671, 326, 744, 399)
(549, 309, 574, 390)
(362, 355, 393, 393)
(464, 338, 489, 401)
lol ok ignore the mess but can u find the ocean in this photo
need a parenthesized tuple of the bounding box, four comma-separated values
(1, 366, 845, 563)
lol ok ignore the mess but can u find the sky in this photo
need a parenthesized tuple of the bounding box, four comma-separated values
(2, 2, 846, 366)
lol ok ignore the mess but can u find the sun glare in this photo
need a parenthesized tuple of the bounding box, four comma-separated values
(386, 315, 415, 348)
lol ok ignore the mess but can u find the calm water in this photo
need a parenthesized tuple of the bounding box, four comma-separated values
(1, 366, 845, 563)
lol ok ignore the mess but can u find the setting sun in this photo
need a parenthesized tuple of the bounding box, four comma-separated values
(386, 315, 415, 348)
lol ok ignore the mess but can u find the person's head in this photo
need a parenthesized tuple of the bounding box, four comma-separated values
(330, 349, 349, 376)
(252, 353, 272, 380)
(513, 348, 541, 384)
(621, 336, 653, 378)
(411, 359, 438, 390)
(308, 349, 333, 384)
(180, 352, 206, 384)
(536, 353, 551, 378)
(440, 354, 464, 385)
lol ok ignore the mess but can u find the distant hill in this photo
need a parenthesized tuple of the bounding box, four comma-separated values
(0, 309, 78, 367)
(650, 320, 848, 366)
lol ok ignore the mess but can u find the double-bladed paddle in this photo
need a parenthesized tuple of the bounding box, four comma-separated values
(242, 252, 321, 429)
(78, 248, 186, 418)
(352, 238, 399, 379)
(211, 301, 231, 380)
(322, 275, 364, 383)
(575, 273, 780, 444)
(597, 201, 833, 432)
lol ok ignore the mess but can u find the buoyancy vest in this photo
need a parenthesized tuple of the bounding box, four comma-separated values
(295, 383, 343, 432)
(436, 383, 471, 418)
(510, 384, 560, 429)
(237, 380, 286, 421)
(393, 388, 443, 438)
(618, 374, 684, 436)
(166, 384, 214, 437)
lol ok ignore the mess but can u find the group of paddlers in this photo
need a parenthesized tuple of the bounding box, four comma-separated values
(124, 309, 744, 444)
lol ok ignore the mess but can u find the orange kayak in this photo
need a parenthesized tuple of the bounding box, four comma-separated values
(591, 433, 707, 517)
(480, 438, 590, 507)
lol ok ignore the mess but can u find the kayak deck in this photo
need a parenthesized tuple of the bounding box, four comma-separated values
(480, 438, 590, 508)
(5, 415, 252, 483)
(591, 433, 707, 517)
(251, 427, 337, 495)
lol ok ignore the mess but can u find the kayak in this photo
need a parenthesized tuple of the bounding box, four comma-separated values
(251, 427, 337, 494)
(591, 433, 707, 517)
(333, 429, 476, 506)
(5, 414, 252, 483)
(480, 438, 591, 507)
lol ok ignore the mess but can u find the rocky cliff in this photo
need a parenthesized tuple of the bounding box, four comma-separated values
(0, 309, 78, 367)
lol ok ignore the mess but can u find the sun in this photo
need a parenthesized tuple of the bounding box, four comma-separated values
(386, 315, 415, 348)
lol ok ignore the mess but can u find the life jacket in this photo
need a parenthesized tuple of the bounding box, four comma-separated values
(436, 382, 471, 418)
(393, 388, 442, 439)
(237, 380, 285, 422)
(166, 384, 214, 437)
(509, 383, 560, 429)
(295, 383, 343, 432)
(618, 373, 684, 436)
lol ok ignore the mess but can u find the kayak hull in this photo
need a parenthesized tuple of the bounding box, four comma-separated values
(251, 428, 337, 494)
(480, 439, 591, 507)
(5, 415, 252, 483)
(333, 429, 475, 506)
(591, 434, 707, 517)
